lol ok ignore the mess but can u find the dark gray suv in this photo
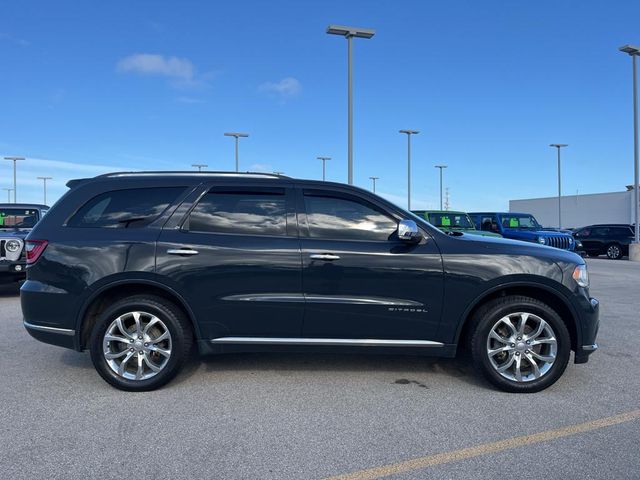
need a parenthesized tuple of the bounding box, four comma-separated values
(22, 172, 599, 392)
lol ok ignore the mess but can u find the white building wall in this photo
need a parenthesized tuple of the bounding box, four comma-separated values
(509, 190, 634, 229)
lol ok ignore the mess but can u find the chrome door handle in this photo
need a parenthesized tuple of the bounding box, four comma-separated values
(309, 253, 340, 261)
(167, 248, 199, 256)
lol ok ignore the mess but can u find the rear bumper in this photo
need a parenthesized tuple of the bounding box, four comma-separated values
(23, 320, 76, 349)
(574, 297, 600, 364)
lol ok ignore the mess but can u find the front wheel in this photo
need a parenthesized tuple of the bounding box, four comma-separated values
(606, 243, 622, 260)
(89, 295, 193, 391)
(469, 296, 571, 393)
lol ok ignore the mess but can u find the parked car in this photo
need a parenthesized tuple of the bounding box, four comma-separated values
(412, 210, 502, 238)
(573, 224, 635, 259)
(468, 212, 576, 251)
(22, 172, 599, 393)
(0, 203, 49, 284)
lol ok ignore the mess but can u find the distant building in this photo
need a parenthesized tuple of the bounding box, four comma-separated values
(509, 186, 638, 229)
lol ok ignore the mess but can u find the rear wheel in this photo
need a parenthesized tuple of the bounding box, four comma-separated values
(469, 295, 571, 393)
(89, 295, 193, 391)
(606, 243, 622, 260)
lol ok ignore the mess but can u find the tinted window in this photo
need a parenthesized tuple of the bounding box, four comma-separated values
(186, 190, 286, 236)
(0, 208, 39, 229)
(428, 213, 474, 229)
(575, 228, 590, 238)
(592, 227, 610, 237)
(480, 215, 499, 232)
(68, 187, 184, 228)
(611, 227, 633, 236)
(304, 194, 397, 241)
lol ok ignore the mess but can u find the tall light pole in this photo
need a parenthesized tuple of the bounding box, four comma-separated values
(549, 144, 568, 229)
(4, 156, 25, 203)
(434, 165, 447, 210)
(620, 45, 640, 257)
(317, 156, 331, 181)
(224, 132, 249, 172)
(327, 25, 375, 185)
(2, 188, 12, 203)
(36, 176, 52, 205)
(369, 176, 379, 193)
(399, 130, 419, 209)
(192, 164, 208, 172)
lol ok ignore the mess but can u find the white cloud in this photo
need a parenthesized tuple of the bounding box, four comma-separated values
(117, 54, 195, 82)
(248, 163, 274, 173)
(259, 77, 302, 99)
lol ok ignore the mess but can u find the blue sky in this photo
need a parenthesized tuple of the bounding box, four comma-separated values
(1, 0, 639, 210)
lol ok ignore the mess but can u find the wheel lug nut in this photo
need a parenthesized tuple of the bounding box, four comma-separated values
(515, 352, 520, 355)
(138, 336, 143, 340)
(525, 350, 529, 354)
(517, 337, 522, 341)
(526, 340, 530, 344)
(510, 343, 515, 347)
(144, 343, 149, 347)
(129, 348, 134, 352)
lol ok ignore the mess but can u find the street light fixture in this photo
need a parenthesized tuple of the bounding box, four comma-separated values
(2, 188, 13, 203)
(549, 144, 568, 229)
(369, 176, 379, 193)
(3, 156, 25, 203)
(399, 130, 419, 209)
(36, 176, 53, 205)
(224, 132, 249, 172)
(192, 164, 208, 172)
(317, 156, 331, 181)
(619, 44, 640, 256)
(434, 165, 447, 210)
(327, 24, 376, 185)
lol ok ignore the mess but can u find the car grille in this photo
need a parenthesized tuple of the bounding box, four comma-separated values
(546, 236, 573, 250)
(0, 238, 24, 262)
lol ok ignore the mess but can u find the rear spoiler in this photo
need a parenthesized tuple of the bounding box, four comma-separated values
(66, 178, 90, 189)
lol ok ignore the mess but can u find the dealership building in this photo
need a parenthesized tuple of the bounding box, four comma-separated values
(509, 186, 639, 229)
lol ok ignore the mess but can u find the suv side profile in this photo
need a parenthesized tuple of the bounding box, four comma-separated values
(22, 172, 599, 392)
(573, 224, 635, 259)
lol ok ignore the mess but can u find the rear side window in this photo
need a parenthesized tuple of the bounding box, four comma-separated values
(303, 193, 397, 241)
(185, 190, 287, 236)
(67, 187, 185, 228)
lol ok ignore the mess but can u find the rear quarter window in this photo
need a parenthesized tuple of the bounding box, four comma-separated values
(67, 187, 185, 228)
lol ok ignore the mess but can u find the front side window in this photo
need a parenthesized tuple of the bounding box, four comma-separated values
(304, 194, 397, 241)
(185, 190, 286, 236)
(480, 216, 499, 232)
(428, 213, 474, 229)
(0, 208, 39, 229)
(500, 214, 540, 230)
(67, 187, 185, 228)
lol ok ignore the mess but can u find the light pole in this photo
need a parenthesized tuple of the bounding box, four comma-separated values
(399, 130, 419, 209)
(2, 188, 12, 203)
(3, 156, 25, 203)
(434, 165, 447, 210)
(224, 132, 249, 172)
(369, 176, 379, 193)
(620, 45, 640, 258)
(327, 25, 375, 185)
(36, 176, 52, 205)
(317, 156, 331, 181)
(549, 144, 568, 229)
(273, 171, 285, 175)
(192, 164, 208, 172)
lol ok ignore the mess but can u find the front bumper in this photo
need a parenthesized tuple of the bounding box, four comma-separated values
(0, 260, 26, 282)
(574, 297, 600, 364)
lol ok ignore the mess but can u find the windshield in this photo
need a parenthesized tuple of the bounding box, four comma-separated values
(426, 212, 474, 229)
(0, 208, 40, 229)
(500, 214, 540, 230)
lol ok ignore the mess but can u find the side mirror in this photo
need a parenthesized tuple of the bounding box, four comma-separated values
(397, 219, 422, 242)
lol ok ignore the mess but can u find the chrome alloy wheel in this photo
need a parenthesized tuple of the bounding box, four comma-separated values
(607, 244, 621, 259)
(486, 312, 557, 382)
(103, 311, 172, 381)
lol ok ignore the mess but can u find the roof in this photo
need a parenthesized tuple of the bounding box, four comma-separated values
(468, 212, 530, 216)
(413, 210, 467, 215)
(0, 203, 49, 209)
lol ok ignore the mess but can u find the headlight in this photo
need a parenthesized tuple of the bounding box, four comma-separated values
(572, 264, 589, 288)
(537, 236, 546, 245)
(5, 240, 21, 253)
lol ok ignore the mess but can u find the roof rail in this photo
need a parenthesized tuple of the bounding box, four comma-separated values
(93, 171, 289, 179)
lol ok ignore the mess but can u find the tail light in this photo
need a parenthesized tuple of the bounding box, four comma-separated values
(25, 240, 48, 264)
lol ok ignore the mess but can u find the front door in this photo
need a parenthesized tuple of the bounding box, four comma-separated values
(156, 184, 303, 339)
(297, 187, 444, 340)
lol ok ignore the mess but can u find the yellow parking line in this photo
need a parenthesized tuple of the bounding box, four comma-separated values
(323, 409, 640, 480)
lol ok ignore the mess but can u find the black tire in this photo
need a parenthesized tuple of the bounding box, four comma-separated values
(606, 243, 622, 260)
(468, 295, 571, 393)
(89, 295, 193, 391)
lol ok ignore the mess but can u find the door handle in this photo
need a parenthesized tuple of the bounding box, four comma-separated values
(167, 248, 199, 256)
(309, 253, 340, 261)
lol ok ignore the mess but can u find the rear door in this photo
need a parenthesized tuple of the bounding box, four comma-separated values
(297, 186, 444, 340)
(156, 182, 303, 340)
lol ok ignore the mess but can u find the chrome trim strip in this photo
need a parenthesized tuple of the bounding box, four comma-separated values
(222, 293, 305, 302)
(582, 343, 598, 352)
(305, 295, 423, 306)
(23, 321, 75, 336)
(210, 337, 443, 347)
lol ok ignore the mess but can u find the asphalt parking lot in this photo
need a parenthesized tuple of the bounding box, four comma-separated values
(1, 258, 639, 479)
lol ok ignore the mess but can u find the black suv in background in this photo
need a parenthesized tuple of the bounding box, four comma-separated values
(0, 203, 49, 284)
(573, 224, 635, 259)
(22, 172, 599, 392)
